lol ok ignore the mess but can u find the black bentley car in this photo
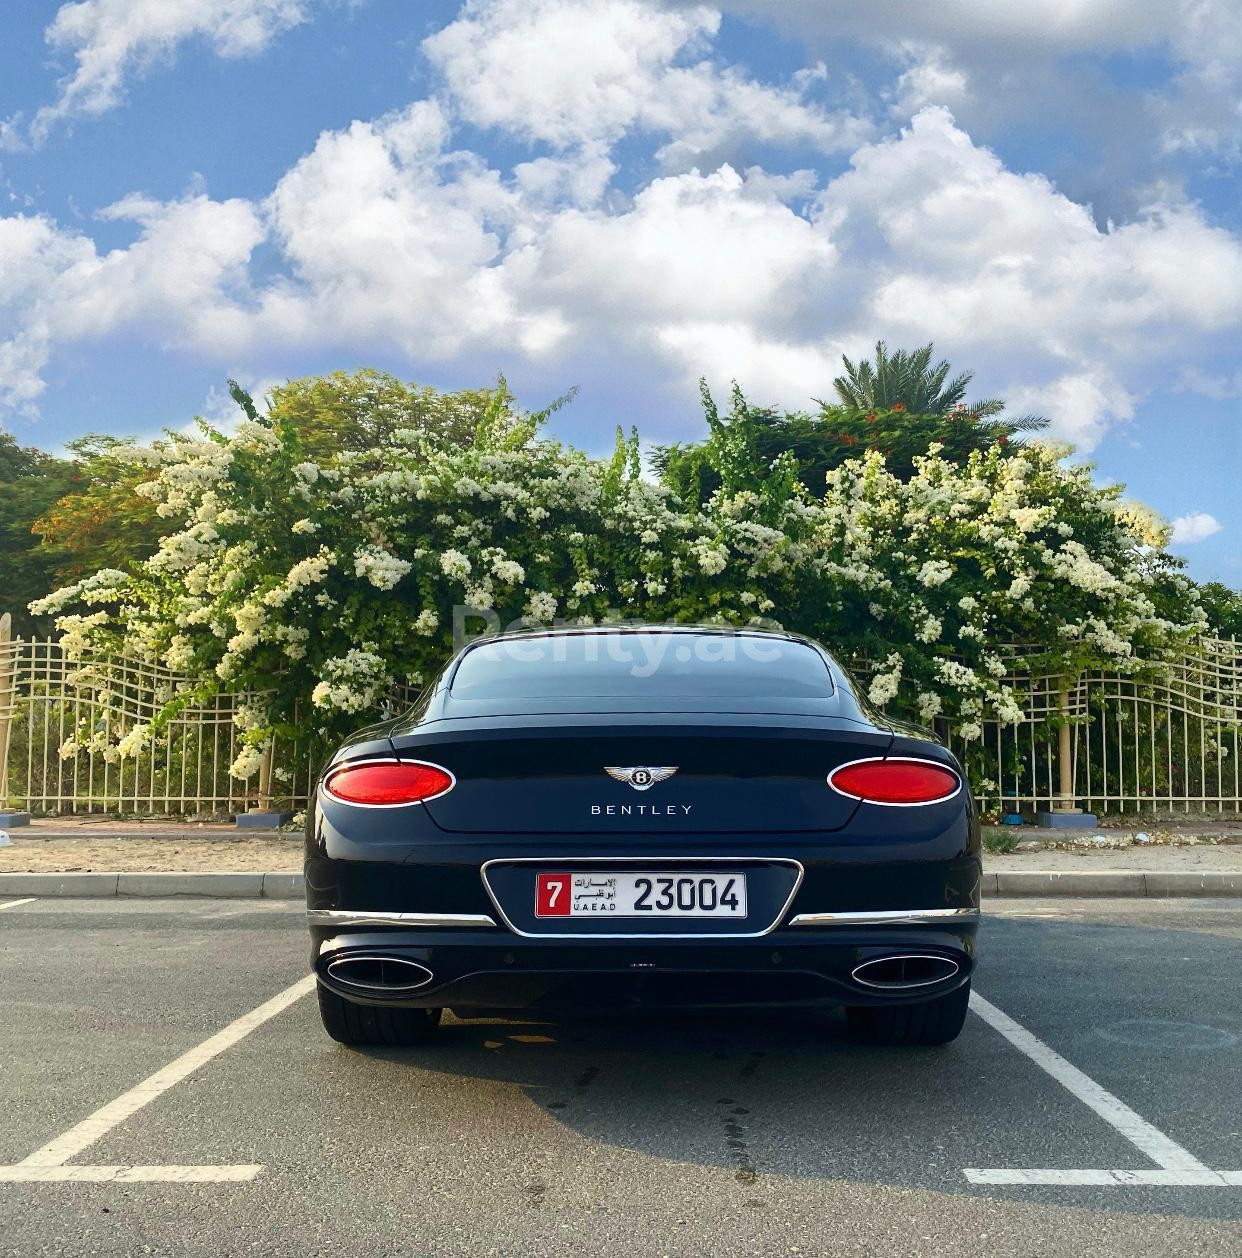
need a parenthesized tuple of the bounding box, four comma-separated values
(305, 626, 980, 1047)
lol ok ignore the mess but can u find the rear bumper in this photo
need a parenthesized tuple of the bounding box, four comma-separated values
(310, 919, 978, 1012)
(307, 811, 982, 1012)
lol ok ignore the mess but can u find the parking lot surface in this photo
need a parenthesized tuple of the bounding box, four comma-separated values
(2, 896, 1240, 1256)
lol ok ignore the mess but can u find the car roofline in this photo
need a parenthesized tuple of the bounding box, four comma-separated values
(464, 623, 817, 647)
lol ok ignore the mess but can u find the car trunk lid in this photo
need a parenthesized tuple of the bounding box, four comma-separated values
(395, 718, 891, 834)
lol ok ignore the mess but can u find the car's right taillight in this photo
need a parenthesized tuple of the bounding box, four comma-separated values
(827, 757, 960, 806)
(323, 759, 455, 806)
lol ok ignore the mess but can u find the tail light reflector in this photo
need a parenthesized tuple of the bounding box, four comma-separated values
(828, 758, 960, 805)
(324, 759, 455, 806)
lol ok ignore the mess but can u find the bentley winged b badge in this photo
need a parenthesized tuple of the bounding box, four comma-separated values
(604, 766, 679, 792)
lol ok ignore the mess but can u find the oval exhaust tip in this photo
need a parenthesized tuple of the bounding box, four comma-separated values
(325, 955, 434, 992)
(851, 954, 960, 990)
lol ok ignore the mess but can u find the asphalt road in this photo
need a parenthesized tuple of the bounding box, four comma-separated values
(1, 897, 1241, 1257)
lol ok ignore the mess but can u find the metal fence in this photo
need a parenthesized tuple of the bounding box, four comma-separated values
(2, 613, 1239, 818)
(0, 615, 319, 818)
(868, 640, 1242, 817)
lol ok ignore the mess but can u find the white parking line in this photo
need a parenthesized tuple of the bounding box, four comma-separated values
(966, 1169, 1242, 1186)
(0, 898, 36, 911)
(0, 1165, 262, 1183)
(965, 992, 1240, 1188)
(1, 973, 315, 1184)
(970, 993, 1208, 1170)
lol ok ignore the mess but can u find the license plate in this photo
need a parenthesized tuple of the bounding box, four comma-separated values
(535, 871, 747, 918)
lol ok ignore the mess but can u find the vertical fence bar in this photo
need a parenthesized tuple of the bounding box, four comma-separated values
(257, 740, 274, 813)
(1233, 637, 1240, 813)
(1182, 702, 1190, 814)
(1057, 684, 1074, 811)
(0, 614, 13, 805)
(1084, 678, 1093, 812)
(1152, 699, 1162, 815)
(39, 640, 51, 811)
(72, 678, 82, 813)
(25, 642, 36, 813)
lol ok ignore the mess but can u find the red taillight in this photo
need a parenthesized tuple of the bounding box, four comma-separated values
(324, 760, 455, 806)
(828, 758, 960, 805)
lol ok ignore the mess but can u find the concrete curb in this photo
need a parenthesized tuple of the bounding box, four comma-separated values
(3, 869, 1242, 900)
(117, 872, 265, 898)
(985, 870, 1242, 897)
(991, 871, 1147, 897)
(0, 872, 121, 897)
(10, 831, 284, 842)
(0, 871, 304, 899)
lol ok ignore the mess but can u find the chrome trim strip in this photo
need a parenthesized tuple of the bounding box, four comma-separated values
(479, 855, 805, 940)
(789, 907, 980, 927)
(307, 909, 498, 928)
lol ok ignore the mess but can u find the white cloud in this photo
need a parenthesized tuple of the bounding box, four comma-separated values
(424, 0, 717, 149)
(1170, 512, 1223, 544)
(512, 149, 619, 210)
(893, 46, 970, 117)
(502, 164, 838, 344)
(704, 0, 1242, 163)
(3, 0, 310, 148)
(1177, 367, 1242, 401)
(423, 0, 870, 166)
(1157, 2, 1242, 158)
(254, 100, 557, 357)
(694, 1, 1178, 55)
(60, 193, 265, 342)
(1003, 373, 1133, 454)
(0, 214, 97, 409)
(0, 194, 263, 410)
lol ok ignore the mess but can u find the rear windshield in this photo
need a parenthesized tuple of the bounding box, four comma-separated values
(449, 632, 834, 700)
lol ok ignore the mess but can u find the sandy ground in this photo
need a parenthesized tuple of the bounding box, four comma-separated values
(986, 844, 1242, 871)
(0, 836, 301, 872)
(2, 816, 241, 835)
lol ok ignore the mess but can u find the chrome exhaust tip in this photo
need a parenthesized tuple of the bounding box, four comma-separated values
(851, 954, 960, 991)
(324, 954, 434, 993)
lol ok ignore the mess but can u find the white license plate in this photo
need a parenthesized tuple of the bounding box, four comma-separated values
(535, 871, 747, 918)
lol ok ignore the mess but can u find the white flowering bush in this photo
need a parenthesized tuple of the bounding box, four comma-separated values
(31, 385, 1204, 781)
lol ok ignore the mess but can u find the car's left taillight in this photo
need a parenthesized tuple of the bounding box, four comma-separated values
(323, 759, 455, 806)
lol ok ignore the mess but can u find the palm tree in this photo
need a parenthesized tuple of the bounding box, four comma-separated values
(829, 341, 1047, 433)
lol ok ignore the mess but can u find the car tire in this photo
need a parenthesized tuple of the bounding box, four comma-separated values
(316, 983, 442, 1047)
(845, 980, 971, 1046)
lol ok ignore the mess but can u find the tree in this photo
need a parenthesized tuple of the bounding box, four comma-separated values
(33, 435, 166, 583)
(1196, 582, 1242, 638)
(31, 371, 525, 602)
(252, 369, 519, 464)
(654, 384, 803, 503)
(830, 341, 1036, 425)
(0, 433, 83, 635)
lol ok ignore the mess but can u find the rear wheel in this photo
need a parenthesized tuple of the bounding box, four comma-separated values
(317, 983, 442, 1047)
(846, 980, 970, 1046)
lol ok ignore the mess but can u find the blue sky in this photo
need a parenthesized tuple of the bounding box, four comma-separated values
(2, 0, 1239, 582)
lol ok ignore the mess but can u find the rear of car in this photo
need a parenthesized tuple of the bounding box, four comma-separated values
(306, 627, 981, 1047)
